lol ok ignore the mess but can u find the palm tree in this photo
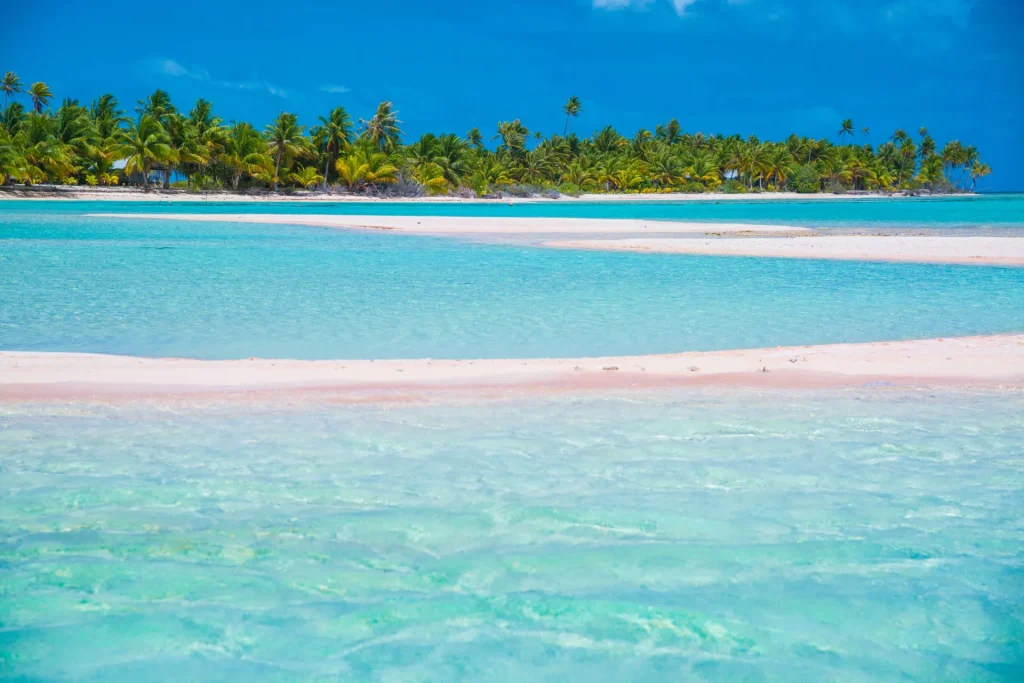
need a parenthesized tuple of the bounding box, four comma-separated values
(114, 115, 172, 189)
(311, 106, 353, 189)
(917, 154, 944, 189)
(0, 68, 995, 197)
(2, 72, 22, 108)
(465, 127, 483, 150)
(838, 119, 854, 144)
(969, 161, 991, 192)
(289, 165, 324, 190)
(562, 95, 582, 136)
(335, 145, 398, 193)
(686, 153, 721, 189)
(470, 156, 514, 193)
(493, 119, 529, 158)
(359, 101, 402, 152)
(136, 89, 175, 124)
(896, 137, 917, 189)
(592, 126, 626, 154)
(222, 121, 268, 190)
(264, 111, 307, 192)
(28, 82, 53, 113)
(655, 119, 682, 145)
(90, 94, 127, 142)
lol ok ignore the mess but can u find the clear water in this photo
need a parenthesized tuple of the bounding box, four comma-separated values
(2, 390, 1022, 682)
(4, 193, 1024, 231)
(2, 209, 1023, 359)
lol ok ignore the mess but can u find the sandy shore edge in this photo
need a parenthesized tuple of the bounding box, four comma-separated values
(3, 335, 1022, 401)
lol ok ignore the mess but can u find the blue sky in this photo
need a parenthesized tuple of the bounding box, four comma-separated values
(4, 0, 1022, 189)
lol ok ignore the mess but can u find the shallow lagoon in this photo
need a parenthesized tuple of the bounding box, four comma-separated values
(2, 390, 1022, 681)
(2, 209, 1023, 359)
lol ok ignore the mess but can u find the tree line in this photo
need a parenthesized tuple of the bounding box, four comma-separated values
(0, 72, 992, 196)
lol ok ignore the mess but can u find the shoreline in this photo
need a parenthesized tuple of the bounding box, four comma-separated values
(3, 334, 1022, 402)
(92, 212, 1024, 266)
(0, 188, 945, 204)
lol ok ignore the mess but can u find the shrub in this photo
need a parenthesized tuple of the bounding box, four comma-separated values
(791, 165, 820, 194)
(85, 174, 98, 187)
(368, 173, 425, 198)
(721, 179, 746, 194)
(681, 181, 705, 194)
(558, 183, 581, 197)
(500, 184, 543, 198)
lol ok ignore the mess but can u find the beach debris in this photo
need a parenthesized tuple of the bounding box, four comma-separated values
(574, 365, 583, 371)
(602, 366, 619, 371)
(688, 366, 700, 372)
(789, 357, 798, 363)
(761, 366, 769, 372)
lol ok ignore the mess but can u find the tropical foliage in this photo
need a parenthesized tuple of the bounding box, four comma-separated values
(0, 72, 990, 196)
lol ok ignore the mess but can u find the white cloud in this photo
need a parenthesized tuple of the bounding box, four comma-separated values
(158, 59, 208, 80)
(592, 0, 728, 17)
(671, 0, 700, 14)
(150, 58, 287, 98)
(320, 84, 350, 94)
(592, 0, 654, 9)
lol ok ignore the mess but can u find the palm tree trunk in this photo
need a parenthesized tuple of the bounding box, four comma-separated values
(233, 170, 241, 191)
(322, 151, 331, 192)
(273, 151, 282, 192)
(142, 163, 149, 190)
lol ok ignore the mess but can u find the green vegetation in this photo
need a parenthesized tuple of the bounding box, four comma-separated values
(0, 72, 992, 196)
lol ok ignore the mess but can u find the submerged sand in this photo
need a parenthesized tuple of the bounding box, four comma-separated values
(3, 335, 1022, 401)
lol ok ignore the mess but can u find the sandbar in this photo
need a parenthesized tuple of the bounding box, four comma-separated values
(88, 213, 808, 235)
(546, 236, 1024, 266)
(90, 213, 1024, 265)
(2, 334, 1021, 402)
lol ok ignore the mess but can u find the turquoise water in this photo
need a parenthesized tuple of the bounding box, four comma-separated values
(4, 193, 1024, 231)
(2, 208, 1023, 359)
(3, 199, 1023, 681)
(2, 390, 1022, 681)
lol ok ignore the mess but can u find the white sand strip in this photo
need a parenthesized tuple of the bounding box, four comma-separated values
(88, 213, 808, 235)
(546, 236, 1024, 266)
(2, 335, 1021, 400)
(90, 212, 1024, 265)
